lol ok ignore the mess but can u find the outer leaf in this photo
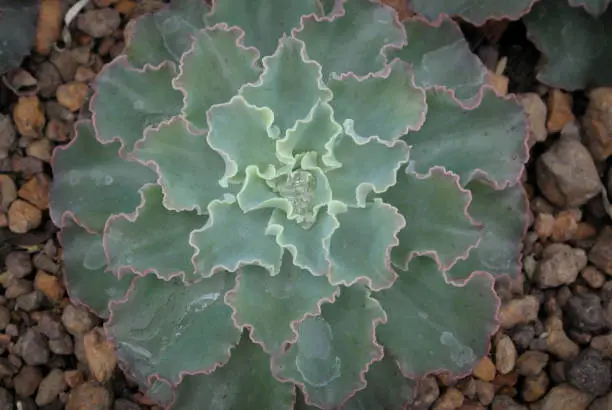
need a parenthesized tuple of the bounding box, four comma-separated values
(382, 167, 480, 271)
(59, 214, 132, 318)
(226, 253, 338, 354)
(267, 208, 338, 276)
(0, 0, 39, 73)
(325, 134, 410, 207)
(409, 0, 536, 25)
(388, 17, 488, 102)
(568, 0, 610, 16)
(174, 25, 262, 130)
(210, 0, 324, 57)
(165, 333, 295, 410)
(191, 200, 283, 277)
(447, 181, 529, 281)
(375, 256, 498, 377)
(240, 36, 332, 134)
(327, 59, 426, 142)
(273, 285, 386, 409)
(103, 185, 206, 281)
(524, 0, 612, 90)
(404, 87, 528, 187)
(50, 120, 157, 232)
(106, 272, 240, 386)
(327, 200, 405, 290)
(133, 117, 226, 213)
(293, 0, 405, 79)
(124, 0, 209, 67)
(207, 96, 278, 184)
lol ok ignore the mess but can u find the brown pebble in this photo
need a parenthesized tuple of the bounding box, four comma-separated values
(8, 199, 42, 233)
(66, 381, 113, 410)
(18, 174, 51, 210)
(35, 0, 63, 55)
(536, 383, 593, 410)
(56, 82, 90, 112)
(34, 271, 64, 302)
(64, 369, 85, 388)
(523, 371, 549, 402)
(13, 96, 46, 138)
(547, 89, 575, 133)
(581, 266, 606, 288)
(516, 351, 549, 376)
(498, 296, 539, 329)
(0, 174, 17, 212)
(472, 357, 496, 382)
(589, 226, 612, 275)
(582, 87, 612, 161)
(433, 387, 464, 410)
(26, 138, 53, 162)
(84, 327, 117, 382)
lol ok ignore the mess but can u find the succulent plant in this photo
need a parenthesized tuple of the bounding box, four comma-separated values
(0, 0, 40, 74)
(50, 0, 530, 408)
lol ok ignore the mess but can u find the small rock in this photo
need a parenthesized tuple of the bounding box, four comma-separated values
(12, 96, 46, 138)
(14, 329, 50, 366)
(17, 174, 51, 210)
(56, 82, 90, 112)
(536, 244, 588, 288)
(6, 251, 33, 278)
(520, 92, 547, 146)
(0, 387, 14, 410)
(62, 305, 95, 336)
(35, 0, 63, 55)
(66, 382, 113, 410)
(0, 306, 10, 329)
(472, 356, 496, 382)
(516, 350, 549, 376)
(64, 369, 84, 388)
(589, 227, 612, 275)
(49, 334, 74, 355)
(536, 135, 601, 208)
(495, 335, 517, 375)
(581, 266, 606, 288)
(0, 114, 16, 159)
(34, 270, 64, 302)
(551, 210, 580, 242)
(35, 312, 64, 339)
(537, 383, 593, 410)
(591, 333, 612, 357)
(590, 391, 612, 410)
(35, 61, 62, 98)
(0, 174, 17, 212)
(547, 89, 575, 133)
(26, 138, 53, 162)
(582, 87, 612, 161)
(545, 316, 579, 361)
(474, 380, 494, 406)
(4, 278, 33, 299)
(84, 327, 116, 382)
(8, 199, 42, 233)
(33, 252, 59, 274)
(523, 371, 549, 402)
(11, 155, 43, 177)
(499, 296, 540, 329)
(113, 398, 141, 410)
(432, 387, 464, 410)
(13, 365, 43, 397)
(411, 375, 440, 409)
(491, 395, 527, 410)
(510, 324, 536, 350)
(75, 66, 97, 83)
(35, 368, 66, 406)
(565, 293, 605, 332)
(16, 290, 44, 312)
(76, 8, 121, 38)
(566, 349, 611, 396)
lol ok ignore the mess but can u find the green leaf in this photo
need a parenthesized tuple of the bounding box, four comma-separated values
(133, 117, 227, 213)
(447, 181, 528, 281)
(50, 120, 157, 232)
(327, 200, 405, 290)
(568, 0, 610, 16)
(276, 100, 342, 165)
(191, 200, 283, 277)
(524, 0, 612, 90)
(325, 134, 409, 207)
(0, 0, 39, 74)
(240, 36, 332, 134)
(409, 0, 536, 25)
(210, 0, 324, 57)
(91, 57, 183, 150)
(388, 17, 488, 102)
(293, 0, 404, 79)
(273, 285, 386, 409)
(328, 59, 426, 142)
(124, 0, 209, 67)
(267, 208, 338, 276)
(382, 167, 480, 270)
(404, 87, 527, 187)
(174, 25, 262, 130)
(59, 214, 132, 318)
(207, 96, 278, 184)
(375, 256, 498, 376)
(227, 253, 338, 354)
(107, 272, 240, 385)
(165, 333, 295, 410)
(104, 185, 206, 281)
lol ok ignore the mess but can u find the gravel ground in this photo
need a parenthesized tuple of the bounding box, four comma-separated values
(1, 1, 612, 409)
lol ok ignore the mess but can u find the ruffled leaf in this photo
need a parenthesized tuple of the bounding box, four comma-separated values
(382, 167, 480, 270)
(375, 256, 498, 376)
(240, 36, 332, 134)
(325, 134, 410, 207)
(388, 17, 488, 102)
(273, 285, 385, 409)
(60, 215, 132, 318)
(227, 253, 338, 354)
(568, 0, 610, 16)
(293, 0, 404, 79)
(409, 0, 536, 25)
(104, 185, 206, 281)
(328, 59, 426, 142)
(524, 0, 612, 90)
(327, 200, 405, 290)
(164, 333, 295, 409)
(133, 117, 226, 213)
(91, 57, 183, 150)
(124, 0, 209, 67)
(210, 0, 324, 57)
(50, 120, 156, 232)
(107, 272, 240, 385)
(191, 200, 283, 277)
(174, 25, 261, 130)
(447, 181, 528, 281)
(404, 87, 527, 187)
(207, 96, 278, 184)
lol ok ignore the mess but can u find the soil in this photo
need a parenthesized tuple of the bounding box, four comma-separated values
(1, 1, 612, 410)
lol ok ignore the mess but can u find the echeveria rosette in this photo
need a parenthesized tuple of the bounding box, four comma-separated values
(49, 0, 530, 409)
